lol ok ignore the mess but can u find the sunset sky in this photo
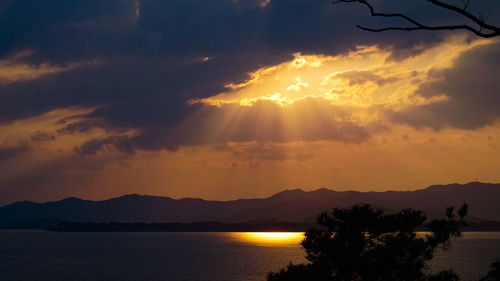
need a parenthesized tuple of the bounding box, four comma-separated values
(1, 0, 500, 205)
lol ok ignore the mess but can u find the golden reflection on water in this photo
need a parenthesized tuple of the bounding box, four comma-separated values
(231, 232, 304, 245)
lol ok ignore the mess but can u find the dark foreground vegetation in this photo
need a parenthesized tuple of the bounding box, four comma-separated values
(267, 204, 500, 281)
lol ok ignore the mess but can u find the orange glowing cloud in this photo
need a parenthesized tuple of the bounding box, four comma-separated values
(0, 50, 98, 84)
(190, 36, 491, 111)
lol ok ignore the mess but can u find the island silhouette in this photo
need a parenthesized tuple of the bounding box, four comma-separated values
(1, 182, 500, 231)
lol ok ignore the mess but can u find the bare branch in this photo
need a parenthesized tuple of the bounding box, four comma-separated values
(332, 0, 500, 38)
(461, 0, 470, 10)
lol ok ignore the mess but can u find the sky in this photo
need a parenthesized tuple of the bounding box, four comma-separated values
(1, 0, 500, 205)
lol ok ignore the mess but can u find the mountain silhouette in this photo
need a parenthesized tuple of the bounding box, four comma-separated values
(1, 182, 499, 228)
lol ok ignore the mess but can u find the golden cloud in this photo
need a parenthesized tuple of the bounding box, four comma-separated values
(0, 50, 98, 84)
(190, 36, 491, 113)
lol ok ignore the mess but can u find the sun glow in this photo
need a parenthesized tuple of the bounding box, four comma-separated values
(189, 36, 491, 110)
(231, 232, 304, 245)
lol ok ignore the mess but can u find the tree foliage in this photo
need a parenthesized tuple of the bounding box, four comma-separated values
(267, 204, 469, 281)
(479, 262, 500, 281)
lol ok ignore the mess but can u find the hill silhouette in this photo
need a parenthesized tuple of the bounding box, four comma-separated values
(1, 182, 499, 229)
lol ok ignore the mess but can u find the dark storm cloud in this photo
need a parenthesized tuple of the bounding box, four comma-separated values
(1, 0, 500, 152)
(3, 0, 494, 62)
(0, 0, 140, 63)
(390, 41, 500, 130)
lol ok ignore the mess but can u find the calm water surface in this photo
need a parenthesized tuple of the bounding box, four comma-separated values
(1, 231, 499, 281)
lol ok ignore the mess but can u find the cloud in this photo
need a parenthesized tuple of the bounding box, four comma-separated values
(30, 131, 56, 142)
(61, 37, 490, 154)
(334, 70, 399, 86)
(75, 135, 136, 155)
(0, 51, 89, 84)
(390, 41, 500, 129)
(0, 145, 28, 162)
(0, 0, 499, 152)
(1, 0, 500, 204)
(75, 97, 385, 155)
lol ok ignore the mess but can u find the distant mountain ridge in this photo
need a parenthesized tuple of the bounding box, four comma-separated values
(1, 182, 499, 228)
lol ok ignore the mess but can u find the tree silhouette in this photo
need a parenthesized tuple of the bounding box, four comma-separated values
(479, 262, 500, 281)
(332, 0, 500, 38)
(267, 204, 468, 281)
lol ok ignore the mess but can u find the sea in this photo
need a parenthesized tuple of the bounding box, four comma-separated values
(0, 231, 499, 281)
